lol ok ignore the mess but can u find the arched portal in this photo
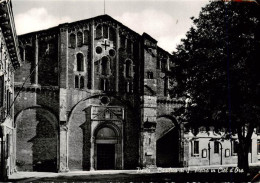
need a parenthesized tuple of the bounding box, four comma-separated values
(15, 107, 58, 172)
(156, 116, 180, 167)
(94, 124, 121, 170)
(68, 94, 137, 171)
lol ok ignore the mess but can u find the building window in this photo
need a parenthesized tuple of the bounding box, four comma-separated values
(126, 81, 130, 93)
(157, 58, 161, 69)
(77, 53, 84, 71)
(75, 75, 79, 88)
(80, 76, 84, 89)
(101, 57, 109, 76)
(96, 46, 103, 54)
(109, 27, 116, 42)
(109, 49, 116, 57)
(103, 24, 108, 39)
(125, 60, 132, 78)
(164, 77, 169, 96)
(77, 32, 83, 47)
(161, 59, 167, 72)
(120, 35, 125, 48)
(257, 140, 260, 154)
(0, 75, 4, 107)
(96, 24, 102, 39)
(128, 82, 133, 93)
(7, 90, 11, 115)
(202, 149, 207, 158)
(83, 30, 90, 45)
(232, 140, 239, 156)
(127, 40, 132, 53)
(70, 33, 76, 48)
(19, 47, 25, 61)
(25, 45, 34, 62)
(147, 71, 153, 79)
(192, 141, 199, 156)
(214, 141, 219, 154)
(100, 78, 109, 91)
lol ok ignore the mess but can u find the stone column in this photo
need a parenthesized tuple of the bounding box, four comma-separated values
(182, 138, 190, 167)
(91, 21, 95, 90)
(178, 123, 184, 166)
(115, 25, 119, 92)
(0, 126, 6, 181)
(90, 136, 95, 171)
(140, 128, 156, 168)
(34, 35, 39, 85)
(58, 124, 69, 172)
(59, 23, 69, 89)
(140, 96, 157, 168)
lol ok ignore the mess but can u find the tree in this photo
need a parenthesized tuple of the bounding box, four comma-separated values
(171, 1, 260, 172)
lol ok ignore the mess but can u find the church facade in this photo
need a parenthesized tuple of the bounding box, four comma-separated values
(13, 15, 260, 172)
(0, 0, 21, 180)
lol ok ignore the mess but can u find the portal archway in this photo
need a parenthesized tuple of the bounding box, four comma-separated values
(156, 116, 180, 167)
(68, 94, 137, 170)
(15, 107, 58, 172)
(93, 123, 121, 170)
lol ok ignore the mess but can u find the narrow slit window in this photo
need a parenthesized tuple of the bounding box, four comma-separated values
(75, 75, 79, 88)
(101, 57, 109, 76)
(77, 53, 84, 71)
(70, 33, 76, 48)
(83, 30, 90, 45)
(77, 32, 83, 47)
(96, 25, 102, 39)
(80, 76, 84, 89)
(125, 60, 132, 78)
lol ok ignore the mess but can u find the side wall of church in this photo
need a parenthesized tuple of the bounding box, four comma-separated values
(14, 31, 60, 171)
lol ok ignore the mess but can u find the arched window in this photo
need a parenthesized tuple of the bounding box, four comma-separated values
(80, 76, 84, 89)
(96, 127, 116, 139)
(161, 59, 167, 72)
(101, 56, 109, 76)
(83, 30, 90, 45)
(103, 24, 108, 39)
(109, 27, 116, 42)
(25, 45, 33, 62)
(126, 81, 130, 93)
(100, 78, 109, 91)
(120, 35, 125, 48)
(77, 32, 83, 47)
(19, 46, 25, 61)
(127, 40, 132, 53)
(125, 60, 132, 78)
(70, 33, 76, 48)
(96, 24, 102, 39)
(77, 53, 84, 71)
(157, 58, 161, 69)
(147, 71, 153, 79)
(164, 76, 168, 96)
(75, 75, 79, 88)
(126, 81, 133, 93)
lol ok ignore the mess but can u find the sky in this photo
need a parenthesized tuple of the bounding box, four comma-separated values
(12, 0, 209, 53)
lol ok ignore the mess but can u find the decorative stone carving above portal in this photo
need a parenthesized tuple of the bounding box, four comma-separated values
(88, 105, 124, 121)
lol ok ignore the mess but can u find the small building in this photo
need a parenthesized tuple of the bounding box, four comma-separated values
(0, 0, 21, 180)
(183, 129, 259, 167)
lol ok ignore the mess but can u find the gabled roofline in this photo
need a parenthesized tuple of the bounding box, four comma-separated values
(18, 14, 170, 55)
(18, 14, 140, 38)
(158, 46, 172, 56)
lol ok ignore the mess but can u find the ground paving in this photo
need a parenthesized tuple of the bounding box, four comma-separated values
(7, 163, 260, 182)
